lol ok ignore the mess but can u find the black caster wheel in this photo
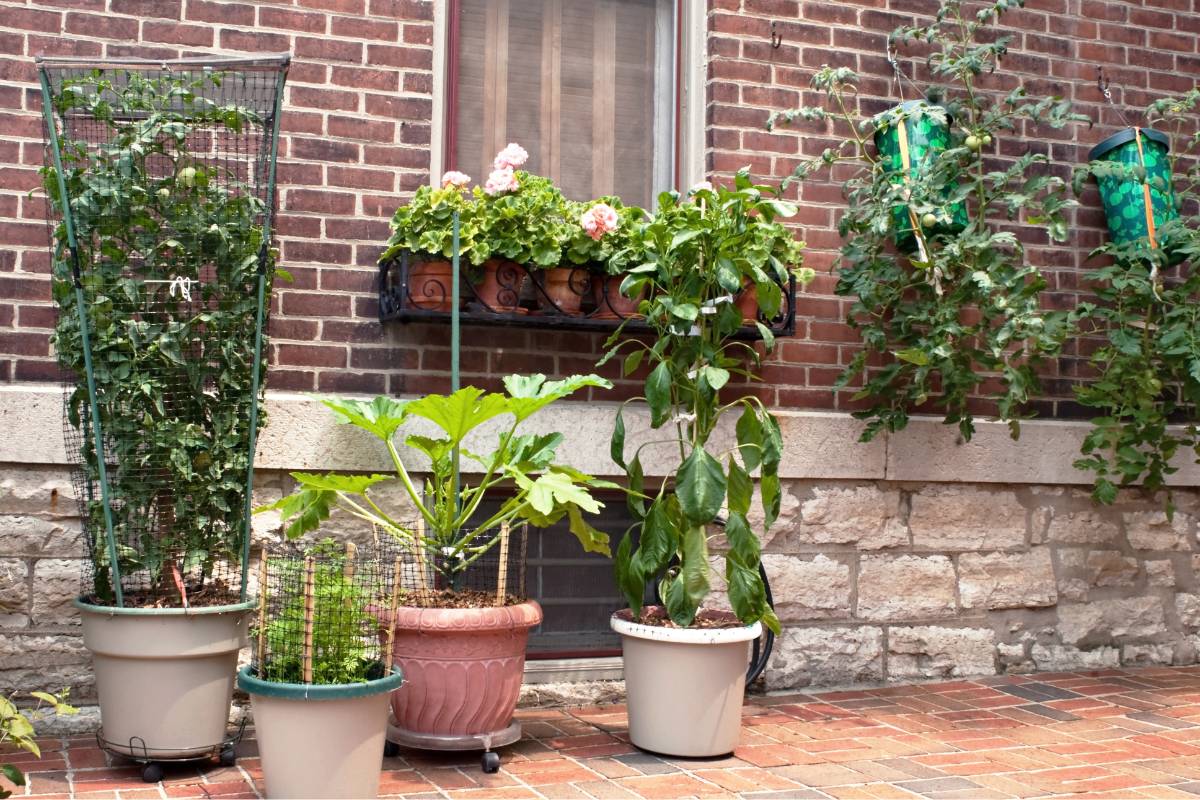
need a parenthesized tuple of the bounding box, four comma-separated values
(141, 762, 164, 783)
(382, 740, 401, 759)
(219, 746, 237, 767)
(481, 751, 500, 774)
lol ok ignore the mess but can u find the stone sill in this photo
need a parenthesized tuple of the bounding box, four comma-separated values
(2, 382, 1197, 486)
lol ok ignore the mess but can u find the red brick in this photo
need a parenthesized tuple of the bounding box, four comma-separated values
(220, 29, 290, 53)
(141, 22, 214, 47)
(186, 0, 254, 26)
(258, 7, 327, 34)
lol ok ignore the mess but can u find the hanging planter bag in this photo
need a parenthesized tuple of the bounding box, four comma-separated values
(873, 99, 968, 251)
(1089, 127, 1181, 263)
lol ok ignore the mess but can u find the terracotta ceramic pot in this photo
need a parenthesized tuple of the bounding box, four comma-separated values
(475, 259, 527, 313)
(537, 266, 589, 316)
(734, 281, 758, 324)
(407, 259, 456, 312)
(592, 275, 645, 320)
(382, 601, 542, 737)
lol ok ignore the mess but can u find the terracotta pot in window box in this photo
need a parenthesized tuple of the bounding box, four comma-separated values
(536, 266, 590, 316)
(407, 258, 458, 312)
(475, 259, 528, 314)
(734, 281, 759, 324)
(592, 274, 645, 320)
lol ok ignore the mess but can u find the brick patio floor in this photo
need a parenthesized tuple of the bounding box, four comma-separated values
(7, 666, 1200, 799)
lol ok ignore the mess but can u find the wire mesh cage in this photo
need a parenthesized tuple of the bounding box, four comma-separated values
(38, 55, 289, 607)
(374, 524, 529, 608)
(252, 541, 395, 686)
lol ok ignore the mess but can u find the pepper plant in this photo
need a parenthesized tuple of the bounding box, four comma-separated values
(770, 0, 1083, 442)
(1070, 89, 1200, 508)
(602, 172, 810, 632)
(42, 67, 283, 603)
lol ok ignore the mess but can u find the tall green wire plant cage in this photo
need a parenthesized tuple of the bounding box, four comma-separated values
(37, 54, 289, 777)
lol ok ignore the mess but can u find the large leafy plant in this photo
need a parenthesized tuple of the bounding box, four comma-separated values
(381, 182, 477, 263)
(601, 171, 810, 632)
(771, 0, 1082, 441)
(563, 198, 646, 275)
(1070, 89, 1200, 508)
(260, 374, 616, 592)
(473, 172, 571, 268)
(43, 69, 278, 603)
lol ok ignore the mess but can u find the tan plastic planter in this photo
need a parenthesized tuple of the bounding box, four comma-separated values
(75, 599, 252, 759)
(382, 600, 542, 738)
(612, 612, 761, 757)
(239, 666, 403, 799)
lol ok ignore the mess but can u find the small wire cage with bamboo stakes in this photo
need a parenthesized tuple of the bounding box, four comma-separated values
(373, 522, 529, 609)
(251, 540, 400, 687)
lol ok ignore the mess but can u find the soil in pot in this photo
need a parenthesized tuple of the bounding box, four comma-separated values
(537, 266, 590, 316)
(474, 259, 528, 313)
(591, 275, 645, 319)
(407, 258, 458, 312)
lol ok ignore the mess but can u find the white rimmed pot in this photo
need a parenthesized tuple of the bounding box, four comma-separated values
(238, 666, 403, 799)
(611, 610, 761, 757)
(75, 598, 253, 759)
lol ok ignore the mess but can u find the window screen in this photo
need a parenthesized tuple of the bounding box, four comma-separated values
(453, 0, 675, 210)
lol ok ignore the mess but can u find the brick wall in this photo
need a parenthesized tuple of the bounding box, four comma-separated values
(0, 0, 1197, 412)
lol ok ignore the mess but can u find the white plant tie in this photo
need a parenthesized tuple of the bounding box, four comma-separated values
(168, 276, 193, 302)
(700, 294, 734, 314)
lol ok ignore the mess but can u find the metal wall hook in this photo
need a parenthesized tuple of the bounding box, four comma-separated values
(770, 21, 782, 49)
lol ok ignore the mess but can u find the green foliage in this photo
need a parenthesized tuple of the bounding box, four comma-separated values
(43, 69, 279, 602)
(381, 183, 476, 263)
(257, 374, 617, 587)
(1070, 89, 1200, 510)
(0, 690, 77, 797)
(473, 172, 571, 267)
(771, 0, 1084, 442)
(258, 540, 379, 686)
(602, 170, 809, 632)
(563, 198, 648, 274)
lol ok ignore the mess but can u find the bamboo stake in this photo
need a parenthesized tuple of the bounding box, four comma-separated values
(414, 516, 429, 600)
(255, 555, 268, 676)
(387, 556, 403, 670)
(495, 523, 510, 607)
(343, 541, 357, 579)
(302, 556, 315, 685)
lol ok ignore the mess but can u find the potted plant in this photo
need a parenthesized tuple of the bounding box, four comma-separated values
(472, 144, 570, 313)
(565, 199, 648, 319)
(1069, 88, 1200, 512)
(600, 170, 810, 758)
(258, 373, 614, 769)
(238, 541, 404, 799)
(768, 0, 1084, 442)
(381, 171, 477, 312)
(38, 57, 287, 779)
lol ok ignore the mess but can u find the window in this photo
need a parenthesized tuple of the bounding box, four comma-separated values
(444, 0, 678, 209)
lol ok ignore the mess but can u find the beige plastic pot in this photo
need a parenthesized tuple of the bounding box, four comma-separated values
(239, 666, 403, 799)
(75, 599, 253, 759)
(612, 612, 761, 757)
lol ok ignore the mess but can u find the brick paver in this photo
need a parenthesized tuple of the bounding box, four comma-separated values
(6, 666, 1200, 799)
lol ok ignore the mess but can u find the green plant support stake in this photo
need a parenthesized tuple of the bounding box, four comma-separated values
(451, 211, 460, 507)
(37, 67, 124, 607)
(1090, 127, 1181, 264)
(874, 100, 968, 251)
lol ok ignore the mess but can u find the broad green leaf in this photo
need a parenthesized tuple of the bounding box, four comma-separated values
(701, 366, 731, 391)
(724, 511, 759, 564)
(290, 472, 392, 496)
(323, 395, 410, 441)
(633, 499, 676, 577)
(614, 529, 644, 616)
(726, 460, 752, 516)
(503, 373, 612, 422)
(894, 348, 930, 366)
(678, 524, 710, 607)
(405, 385, 510, 444)
(610, 405, 626, 469)
(760, 472, 782, 530)
(645, 362, 672, 428)
(676, 447, 726, 524)
(566, 504, 611, 556)
(1, 765, 25, 788)
(736, 405, 763, 472)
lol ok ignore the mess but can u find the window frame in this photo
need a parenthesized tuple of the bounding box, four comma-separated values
(429, 0, 705, 196)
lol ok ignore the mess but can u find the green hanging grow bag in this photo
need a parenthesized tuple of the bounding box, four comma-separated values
(874, 100, 968, 252)
(1089, 127, 1180, 262)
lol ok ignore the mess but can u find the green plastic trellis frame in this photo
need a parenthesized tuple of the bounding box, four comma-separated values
(37, 55, 289, 607)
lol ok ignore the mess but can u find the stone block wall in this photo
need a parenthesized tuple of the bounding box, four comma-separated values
(760, 481, 1200, 690)
(5, 459, 1198, 704)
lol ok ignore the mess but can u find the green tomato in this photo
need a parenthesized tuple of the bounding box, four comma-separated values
(156, 188, 170, 199)
(983, 134, 993, 146)
(178, 166, 197, 187)
(965, 134, 982, 151)
(921, 212, 938, 228)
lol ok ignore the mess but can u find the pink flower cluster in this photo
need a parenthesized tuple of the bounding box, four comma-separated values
(440, 170, 471, 189)
(689, 180, 714, 194)
(493, 142, 529, 170)
(580, 202, 619, 241)
(484, 166, 519, 196)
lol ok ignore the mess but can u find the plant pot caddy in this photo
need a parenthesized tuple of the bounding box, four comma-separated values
(37, 55, 289, 782)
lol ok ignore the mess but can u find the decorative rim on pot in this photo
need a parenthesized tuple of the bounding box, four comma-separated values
(610, 613, 762, 645)
(74, 598, 256, 616)
(237, 665, 403, 701)
(1089, 127, 1170, 162)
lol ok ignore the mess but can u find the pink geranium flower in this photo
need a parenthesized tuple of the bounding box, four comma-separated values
(690, 180, 714, 194)
(580, 202, 620, 241)
(484, 166, 519, 196)
(493, 142, 529, 170)
(441, 170, 471, 189)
